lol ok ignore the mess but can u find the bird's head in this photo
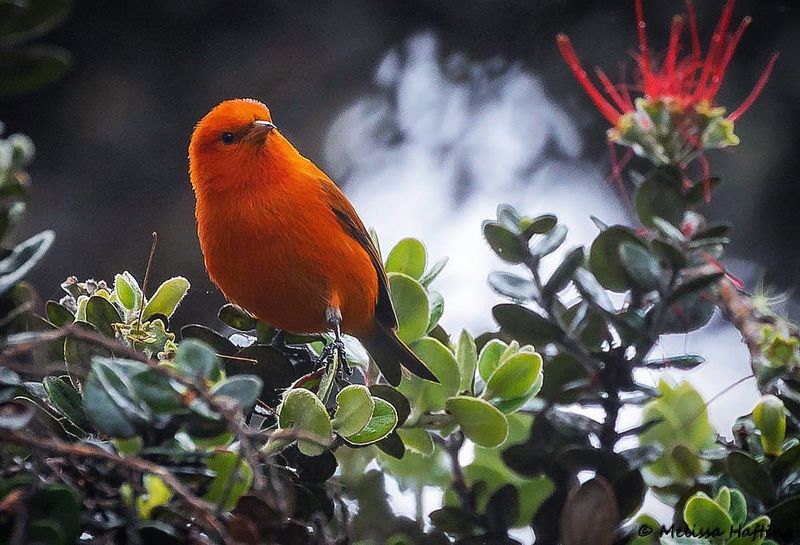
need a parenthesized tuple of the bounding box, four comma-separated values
(189, 98, 279, 193)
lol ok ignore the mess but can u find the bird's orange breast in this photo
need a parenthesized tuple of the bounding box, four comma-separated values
(194, 152, 379, 335)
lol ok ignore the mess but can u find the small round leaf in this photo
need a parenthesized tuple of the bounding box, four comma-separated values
(446, 396, 508, 448)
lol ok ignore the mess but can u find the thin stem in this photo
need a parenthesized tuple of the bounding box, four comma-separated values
(444, 432, 472, 512)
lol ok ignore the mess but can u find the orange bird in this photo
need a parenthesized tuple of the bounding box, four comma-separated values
(188, 99, 437, 386)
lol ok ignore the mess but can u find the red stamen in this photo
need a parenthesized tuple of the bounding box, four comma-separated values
(726, 272, 745, 290)
(686, 1, 702, 65)
(556, 34, 622, 124)
(618, 63, 635, 110)
(634, 0, 655, 95)
(665, 15, 685, 95)
(595, 68, 632, 113)
(703, 17, 751, 101)
(694, 0, 737, 100)
(729, 52, 779, 122)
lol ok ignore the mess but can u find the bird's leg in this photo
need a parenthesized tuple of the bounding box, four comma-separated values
(271, 329, 313, 361)
(315, 307, 351, 376)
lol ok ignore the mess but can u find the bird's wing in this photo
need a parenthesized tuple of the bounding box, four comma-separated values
(320, 179, 399, 329)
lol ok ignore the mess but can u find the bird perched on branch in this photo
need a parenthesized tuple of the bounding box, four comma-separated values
(188, 98, 437, 386)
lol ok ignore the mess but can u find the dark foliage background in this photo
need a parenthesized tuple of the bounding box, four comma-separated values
(1, 0, 798, 326)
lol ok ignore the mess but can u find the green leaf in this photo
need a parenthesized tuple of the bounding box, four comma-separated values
(487, 271, 537, 301)
(419, 257, 448, 287)
(45, 300, 74, 327)
(771, 443, 800, 485)
(43, 376, 89, 431)
(369, 385, 411, 426)
(0, 0, 70, 45)
(456, 329, 478, 394)
(478, 339, 508, 383)
(430, 506, 477, 535)
(652, 239, 687, 270)
(218, 304, 257, 331)
(64, 321, 111, 372)
(660, 291, 717, 334)
(388, 272, 430, 344)
(485, 351, 542, 401)
(332, 385, 374, 437)
(635, 167, 685, 228)
(589, 226, 646, 292)
(729, 516, 771, 545)
(668, 272, 724, 303)
(496, 203, 522, 232)
(684, 177, 721, 207)
(573, 268, 615, 313)
(175, 339, 221, 382)
(278, 388, 332, 456)
(386, 238, 427, 280)
(726, 451, 777, 503)
(446, 396, 508, 447)
(683, 492, 733, 535)
(142, 276, 189, 320)
(343, 397, 397, 445)
(85, 295, 121, 338)
(521, 214, 558, 238)
(113, 272, 141, 311)
(397, 428, 435, 456)
(765, 496, 800, 533)
(652, 217, 687, 243)
(83, 359, 145, 437)
(180, 324, 237, 356)
(529, 224, 567, 258)
(0, 230, 54, 296)
(29, 484, 81, 545)
(427, 290, 444, 331)
(128, 369, 183, 413)
(203, 451, 253, 511)
(493, 303, 564, 345)
(619, 242, 663, 292)
(543, 247, 584, 301)
(410, 337, 460, 397)
(483, 221, 527, 263)
(728, 488, 748, 526)
(642, 354, 705, 370)
(211, 375, 263, 414)
(0, 47, 71, 97)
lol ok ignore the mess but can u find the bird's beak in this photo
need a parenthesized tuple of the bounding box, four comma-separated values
(245, 120, 276, 142)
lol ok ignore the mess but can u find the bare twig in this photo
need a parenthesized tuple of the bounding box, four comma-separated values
(0, 429, 228, 541)
(137, 232, 158, 331)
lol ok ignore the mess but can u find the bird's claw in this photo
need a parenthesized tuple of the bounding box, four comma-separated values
(316, 339, 352, 379)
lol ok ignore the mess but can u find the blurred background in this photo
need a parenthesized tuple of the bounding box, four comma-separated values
(1, 0, 798, 440)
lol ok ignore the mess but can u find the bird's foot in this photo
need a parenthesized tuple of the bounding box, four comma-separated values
(316, 338, 352, 378)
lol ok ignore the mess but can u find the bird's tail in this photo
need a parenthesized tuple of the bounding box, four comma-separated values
(361, 323, 439, 386)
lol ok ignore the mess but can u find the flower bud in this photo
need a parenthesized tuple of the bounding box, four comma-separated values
(753, 395, 786, 456)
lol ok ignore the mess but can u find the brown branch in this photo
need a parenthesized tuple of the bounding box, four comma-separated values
(0, 428, 228, 541)
(2, 325, 266, 491)
(716, 278, 765, 365)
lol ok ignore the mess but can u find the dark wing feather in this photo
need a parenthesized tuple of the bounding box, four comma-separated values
(322, 182, 398, 329)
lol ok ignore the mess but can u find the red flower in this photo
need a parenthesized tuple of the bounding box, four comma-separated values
(557, 0, 778, 128)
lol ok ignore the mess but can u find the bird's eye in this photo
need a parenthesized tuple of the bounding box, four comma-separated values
(220, 132, 235, 145)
